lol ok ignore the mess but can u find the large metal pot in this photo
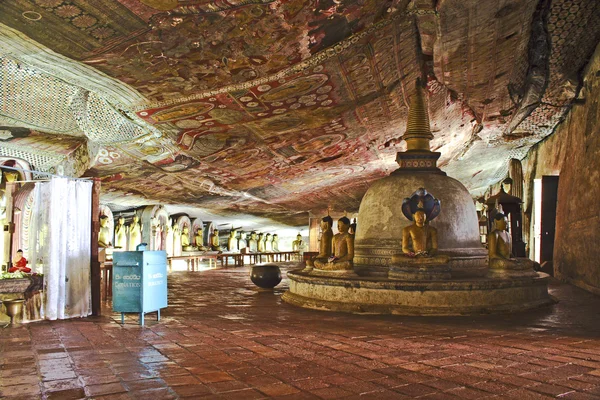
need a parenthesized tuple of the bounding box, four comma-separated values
(250, 264, 282, 289)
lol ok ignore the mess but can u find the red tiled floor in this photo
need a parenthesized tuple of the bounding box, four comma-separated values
(2, 263, 600, 399)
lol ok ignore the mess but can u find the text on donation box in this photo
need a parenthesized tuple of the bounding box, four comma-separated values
(113, 268, 142, 312)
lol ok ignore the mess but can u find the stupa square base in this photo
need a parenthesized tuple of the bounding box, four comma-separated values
(282, 270, 556, 316)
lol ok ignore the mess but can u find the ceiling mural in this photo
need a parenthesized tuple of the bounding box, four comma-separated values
(0, 0, 599, 226)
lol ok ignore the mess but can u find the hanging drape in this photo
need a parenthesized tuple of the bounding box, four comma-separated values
(29, 177, 92, 320)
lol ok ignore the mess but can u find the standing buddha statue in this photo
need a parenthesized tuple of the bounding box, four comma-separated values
(272, 234, 279, 252)
(114, 216, 127, 249)
(128, 214, 142, 251)
(98, 215, 112, 248)
(257, 233, 265, 252)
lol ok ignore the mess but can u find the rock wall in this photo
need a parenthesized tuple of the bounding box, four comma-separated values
(522, 42, 600, 294)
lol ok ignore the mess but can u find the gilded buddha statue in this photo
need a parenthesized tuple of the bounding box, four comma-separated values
(181, 226, 193, 251)
(257, 233, 266, 252)
(238, 232, 247, 251)
(291, 234, 304, 252)
(195, 228, 205, 250)
(306, 216, 333, 270)
(313, 217, 355, 273)
(210, 228, 220, 250)
(114, 216, 127, 249)
(390, 189, 450, 279)
(98, 215, 112, 248)
(488, 213, 536, 275)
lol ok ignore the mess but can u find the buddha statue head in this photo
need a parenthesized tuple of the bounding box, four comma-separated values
(100, 215, 109, 228)
(251, 231, 257, 240)
(413, 205, 427, 228)
(117, 216, 125, 226)
(266, 233, 272, 240)
(337, 217, 351, 234)
(296, 233, 302, 241)
(321, 216, 333, 231)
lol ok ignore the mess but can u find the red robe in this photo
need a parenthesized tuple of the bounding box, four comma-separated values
(8, 257, 31, 273)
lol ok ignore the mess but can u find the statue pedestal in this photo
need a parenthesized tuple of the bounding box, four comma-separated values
(388, 254, 450, 280)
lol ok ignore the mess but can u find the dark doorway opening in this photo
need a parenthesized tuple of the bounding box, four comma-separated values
(540, 175, 559, 276)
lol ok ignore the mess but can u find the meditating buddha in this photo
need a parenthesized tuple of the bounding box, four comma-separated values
(307, 216, 333, 269)
(272, 234, 279, 252)
(292, 234, 303, 252)
(98, 215, 112, 248)
(195, 228, 205, 250)
(210, 228, 220, 250)
(488, 213, 536, 274)
(390, 189, 450, 279)
(114, 216, 127, 249)
(181, 226, 192, 251)
(314, 217, 354, 272)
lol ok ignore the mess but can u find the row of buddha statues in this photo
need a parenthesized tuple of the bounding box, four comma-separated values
(307, 189, 535, 277)
(98, 213, 295, 255)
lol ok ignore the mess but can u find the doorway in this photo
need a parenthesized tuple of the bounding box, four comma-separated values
(534, 175, 559, 276)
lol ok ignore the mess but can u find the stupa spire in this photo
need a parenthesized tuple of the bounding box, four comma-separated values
(394, 78, 445, 175)
(403, 79, 434, 151)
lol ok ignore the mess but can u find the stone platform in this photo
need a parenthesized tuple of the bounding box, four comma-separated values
(283, 269, 556, 316)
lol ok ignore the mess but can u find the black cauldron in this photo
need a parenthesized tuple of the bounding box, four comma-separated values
(250, 264, 282, 289)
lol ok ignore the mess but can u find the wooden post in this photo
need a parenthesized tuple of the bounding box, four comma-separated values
(90, 178, 101, 316)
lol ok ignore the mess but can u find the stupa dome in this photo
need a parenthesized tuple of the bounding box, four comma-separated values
(354, 172, 486, 275)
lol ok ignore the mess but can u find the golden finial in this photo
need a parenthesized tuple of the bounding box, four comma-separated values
(403, 79, 434, 151)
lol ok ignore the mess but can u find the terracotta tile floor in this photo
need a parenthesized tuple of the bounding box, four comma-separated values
(2, 263, 600, 399)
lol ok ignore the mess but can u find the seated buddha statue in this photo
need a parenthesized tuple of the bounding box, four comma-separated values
(314, 217, 355, 272)
(210, 228, 220, 251)
(306, 216, 333, 270)
(181, 226, 193, 251)
(291, 234, 304, 252)
(488, 213, 536, 274)
(128, 215, 142, 251)
(114, 216, 127, 249)
(195, 228, 205, 250)
(228, 229, 238, 252)
(391, 198, 449, 265)
(248, 232, 258, 252)
(272, 234, 280, 252)
(237, 232, 247, 251)
(98, 215, 112, 248)
(257, 233, 266, 252)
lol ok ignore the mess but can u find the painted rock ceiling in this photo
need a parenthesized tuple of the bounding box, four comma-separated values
(0, 0, 599, 226)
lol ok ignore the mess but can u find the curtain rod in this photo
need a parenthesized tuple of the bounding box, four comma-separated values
(1, 165, 92, 181)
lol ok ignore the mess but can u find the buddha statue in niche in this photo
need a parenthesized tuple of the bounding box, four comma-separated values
(210, 228, 220, 250)
(181, 226, 193, 251)
(195, 228, 205, 250)
(391, 189, 449, 267)
(257, 233, 266, 252)
(272, 234, 279, 252)
(249, 231, 258, 252)
(114, 216, 127, 249)
(292, 234, 303, 252)
(265, 233, 273, 252)
(314, 217, 354, 271)
(488, 213, 536, 273)
(98, 215, 112, 248)
(228, 229, 238, 252)
(128, 214, 142, 251)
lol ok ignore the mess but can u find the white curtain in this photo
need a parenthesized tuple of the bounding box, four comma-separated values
(29, 177, 92, 320)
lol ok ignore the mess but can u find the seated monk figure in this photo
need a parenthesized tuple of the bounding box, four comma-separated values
(314, 217, 355, 271)
(307, 216, 333, 268)
(9, 249, 31, 273)
(391, 202, 449, 265)
(488, 213, 536, 273)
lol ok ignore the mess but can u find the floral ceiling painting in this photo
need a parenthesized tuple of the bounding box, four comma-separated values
(0, 0, 599, 225)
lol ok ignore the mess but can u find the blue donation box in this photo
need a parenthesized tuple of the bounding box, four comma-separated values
(112, 250, 167, 325)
